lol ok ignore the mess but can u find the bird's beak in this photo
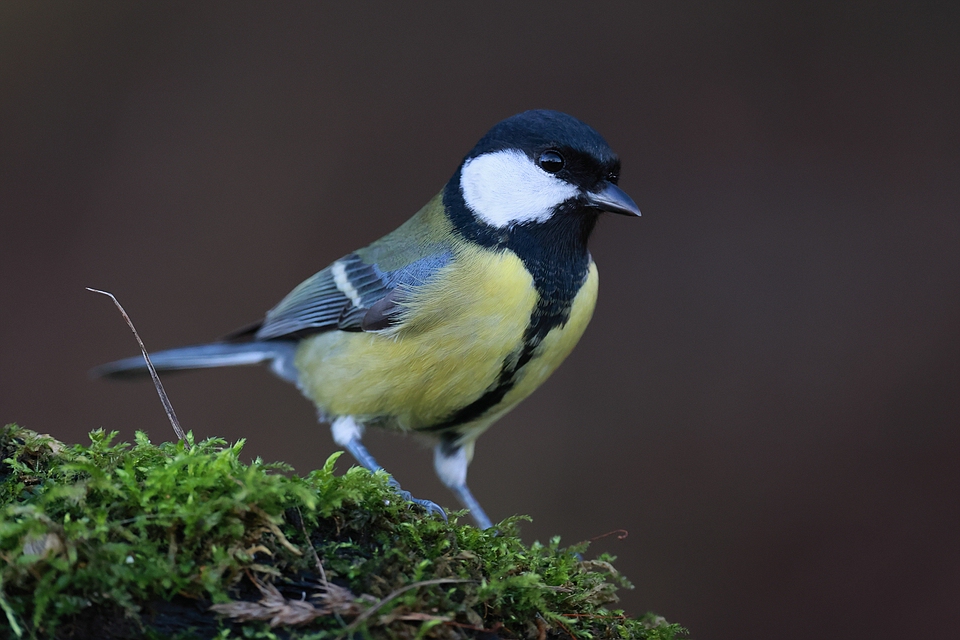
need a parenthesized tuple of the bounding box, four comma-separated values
(585, 182, 641, 217)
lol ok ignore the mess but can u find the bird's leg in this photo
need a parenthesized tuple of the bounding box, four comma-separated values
(434, 437, 493, 530)
(330, 416, 446, 521)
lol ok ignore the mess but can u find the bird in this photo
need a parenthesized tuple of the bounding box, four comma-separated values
(93, 109, 640, 529)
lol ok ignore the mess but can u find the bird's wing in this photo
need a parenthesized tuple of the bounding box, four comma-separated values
(252, 250, 452, 340)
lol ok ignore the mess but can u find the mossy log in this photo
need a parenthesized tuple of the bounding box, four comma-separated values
(0, 424, 683, 640)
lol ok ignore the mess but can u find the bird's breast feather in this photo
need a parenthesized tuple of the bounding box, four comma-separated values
(293, 247, 541, 429)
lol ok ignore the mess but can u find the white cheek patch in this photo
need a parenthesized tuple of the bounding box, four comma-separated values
(459, 149, 579, 228)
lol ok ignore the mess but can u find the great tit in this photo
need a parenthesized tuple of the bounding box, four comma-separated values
(94, 109, 640, 529)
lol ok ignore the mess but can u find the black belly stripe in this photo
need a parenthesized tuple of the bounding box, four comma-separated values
(423, 348, 531, 432)
(420, 180, 600, 433)
(421, 294, 573, 433)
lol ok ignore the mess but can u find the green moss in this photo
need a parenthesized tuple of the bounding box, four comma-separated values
(0, 424, 685, 639)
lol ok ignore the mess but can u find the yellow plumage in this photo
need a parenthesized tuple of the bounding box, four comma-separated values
(295, 243, 599, 442)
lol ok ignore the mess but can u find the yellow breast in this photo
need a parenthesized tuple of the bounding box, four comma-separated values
(293, 245, 598, 436)
(495, 262, 598, 421)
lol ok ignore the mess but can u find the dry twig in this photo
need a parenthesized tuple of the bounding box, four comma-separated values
(210, 572, 361, 628)
(86, 288, 186, 442)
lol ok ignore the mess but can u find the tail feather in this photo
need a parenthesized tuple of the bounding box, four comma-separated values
(91, 341, 299, 382)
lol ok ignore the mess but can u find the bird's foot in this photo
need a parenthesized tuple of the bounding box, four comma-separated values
(387, 478, 447, 521)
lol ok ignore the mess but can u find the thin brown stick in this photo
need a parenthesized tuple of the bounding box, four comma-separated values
(588, 529, 629, 543)
(297, 507, 328, 589)
(337, 578, 469, 638)
(87, 288, 186, 442)
(554, 615, 578, 640)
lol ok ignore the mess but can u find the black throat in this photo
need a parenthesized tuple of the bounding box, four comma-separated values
(425, 178, 599, 434)
(442, 177, 598, 338)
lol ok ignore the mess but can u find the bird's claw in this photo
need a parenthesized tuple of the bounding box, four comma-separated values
(387, 478, 447, 521)
(399, 491, 448, 521)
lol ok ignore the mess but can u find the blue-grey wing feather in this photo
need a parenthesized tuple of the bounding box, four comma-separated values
(254, 251, 451, 340)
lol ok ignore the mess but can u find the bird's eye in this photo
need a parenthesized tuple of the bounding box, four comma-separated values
(537, 150, 565, 173)
(606, 171, 620, 184)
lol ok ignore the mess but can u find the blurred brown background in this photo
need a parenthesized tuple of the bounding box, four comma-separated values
(2, 2, 959, 638)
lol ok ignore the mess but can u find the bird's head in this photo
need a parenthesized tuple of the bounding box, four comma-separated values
(445, 110, 640, 240)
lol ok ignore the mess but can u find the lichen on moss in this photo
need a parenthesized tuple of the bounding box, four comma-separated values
(0, 424, 684, 639)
